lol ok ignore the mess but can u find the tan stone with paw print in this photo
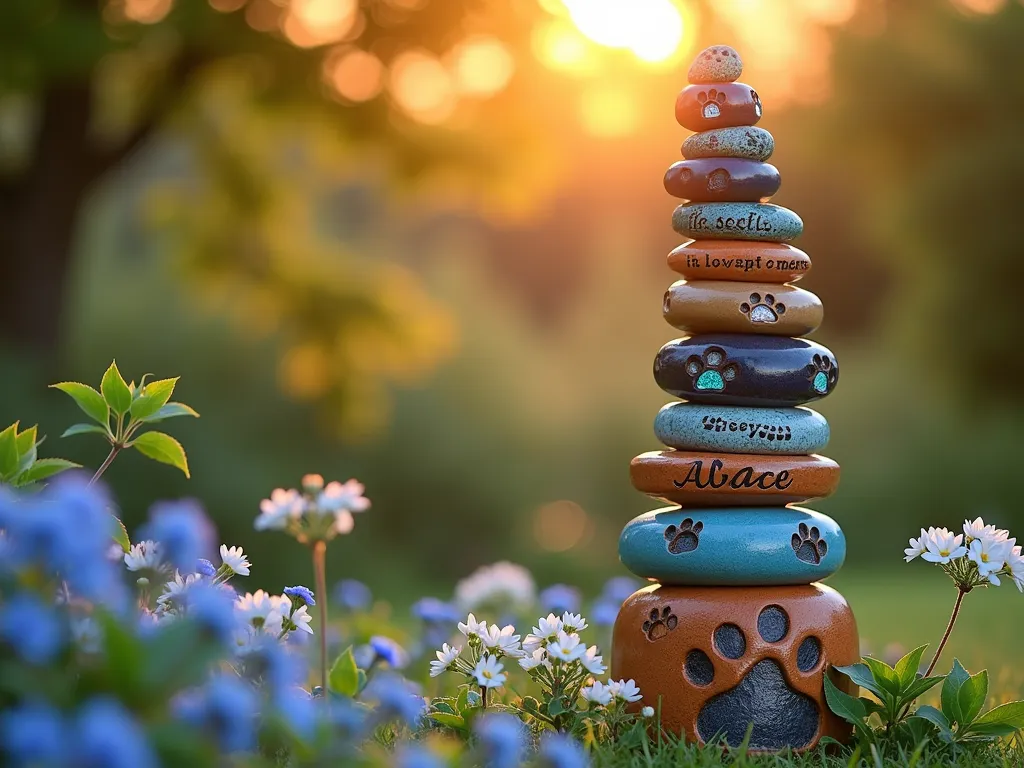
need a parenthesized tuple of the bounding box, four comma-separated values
(663, 280, 823, 336)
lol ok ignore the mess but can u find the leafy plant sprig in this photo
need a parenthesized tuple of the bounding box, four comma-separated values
(912, 659, 1024, 745)
(0, 421, 79, 488)
(52, 360, 199, 483)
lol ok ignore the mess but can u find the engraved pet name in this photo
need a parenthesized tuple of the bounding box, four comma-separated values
(686, 208, 773, 234)
(681, 253, 810, 274)
(672, 458, 794, 491)
(700, 415, 792, 441)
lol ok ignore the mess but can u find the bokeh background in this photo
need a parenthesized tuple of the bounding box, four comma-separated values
(2, 0, 1023, 667)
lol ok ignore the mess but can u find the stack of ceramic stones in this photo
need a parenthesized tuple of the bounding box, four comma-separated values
(609, 46, 860, 752)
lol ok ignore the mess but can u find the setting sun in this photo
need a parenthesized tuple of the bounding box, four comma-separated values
(561, 0, 684, 62)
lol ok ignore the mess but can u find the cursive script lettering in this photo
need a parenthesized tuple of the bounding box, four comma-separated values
(672, 459, 795, 491)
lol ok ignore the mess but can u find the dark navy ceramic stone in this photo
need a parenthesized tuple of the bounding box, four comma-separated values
(654, 403, 829, 455)
(664, 159, 781, 203)
(653, 334, 839, 407)
(618, 506, 845, 586)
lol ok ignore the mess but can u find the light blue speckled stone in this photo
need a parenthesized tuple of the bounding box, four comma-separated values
(672, 202, 803, 242)
(618, 506, 845, 585)
(654, 403, 829, 455)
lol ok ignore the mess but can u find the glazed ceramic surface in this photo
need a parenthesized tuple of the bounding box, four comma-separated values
(675, 83, 763, 132)
(663, 280, 822, 336)
(618, 506, 845, 585)
(630, 451, 840, 506)
(664, 159, 780, 203)
(654, 403, 829, 455)
(611, 583, 859, 750)
(654, 334, 839, 407)
(673, 203, 803, 242)
(682, 126, 774, 162)
(667, 240, 810, 283)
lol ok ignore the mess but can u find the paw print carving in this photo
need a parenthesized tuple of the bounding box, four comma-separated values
(685, 347, 738, 392)
(694, 607, 823, 749)
(707, 168, 730, 192)
(642, 606, 678, 641)
(701, 47, 736, 64)
(697, 89, 728, 119)
(664, 518, 703, 554)
(791, 523, 828, 565)
(751, 90, 762, 118)
(739, 292, 786, 324)
(806, 354, 837, 395)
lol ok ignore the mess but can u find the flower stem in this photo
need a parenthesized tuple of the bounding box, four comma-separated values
(925, 587, 967, 677)
(89, 445, 121, 486)
(312, 540, 329, 695)
(481, 686, 488, 710)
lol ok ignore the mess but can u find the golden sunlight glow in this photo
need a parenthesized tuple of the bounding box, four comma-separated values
(283, 0, 358, 48)
(533, 500, 591, 552)
(950, 0, 1006, 13)
(562, 0, 684, 62)
(123, 0, 174, 24)
(579, 84, 638, 137)
(390, 50, 457, 124)
(325, 48, 385, 102)
(533, 19, 599, 75)
(449, 36, 516, 97)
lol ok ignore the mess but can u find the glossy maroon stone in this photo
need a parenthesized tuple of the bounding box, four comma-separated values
(664, 159, 780, 203)
(675, 83, 763, 133)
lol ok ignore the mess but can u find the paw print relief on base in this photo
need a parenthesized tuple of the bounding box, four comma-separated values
(792, 523, 828, 565)
(641, 606, 678, 641)
(740, 293, 785, 324)
(664, 518, 702, 554)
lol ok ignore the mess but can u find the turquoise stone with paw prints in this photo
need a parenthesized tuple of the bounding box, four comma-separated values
(655, 403, 829, 455)
(618, 506, 846, 586)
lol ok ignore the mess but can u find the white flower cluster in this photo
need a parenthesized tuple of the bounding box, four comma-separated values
(454, 562, 535, 613)
(234, 589, 313, 650)
(254, 475, 370, 543)
(905, 517, 1023, 590)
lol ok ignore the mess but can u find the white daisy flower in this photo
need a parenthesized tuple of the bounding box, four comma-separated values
(317, 480, 371, 514)
(480, 624, 524, 658)
(156, 571, 199, 609)
(235, 590, 279, 626)
(1005, 546, 1024, 593)
(429, 643, 461, 677)
(968, 536, 1015, 580)
(642, 706, 655, 718)
(904, 529, 928, 562)
(518, 648, 550, 671)
(547, 631, 586, 663)
(581, 645, 606, 675)
(455, 561, 535, 612)
(220, 545, 251, 576)
(963, 517, 1009, 544)
(920, 528, 967, 564)
(523, 613, 563, 654)
(608, 678, 642, 703)
(561, 612, 588, 633)
(581, 680, 612, 706)
(124, 540, 164, 572)
(286, 604, 314, 635)
(255, 488, 305, 531)
(472, 655, 506, 689)
(458, 613, 487, 639)
(332, 510, 355, 536)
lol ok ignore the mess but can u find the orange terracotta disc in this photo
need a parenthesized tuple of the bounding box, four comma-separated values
(630, 451, 840, 506)
(611, 582, 859, 751)
(668, 240, 811, 283)
(663, 280, 823, 336)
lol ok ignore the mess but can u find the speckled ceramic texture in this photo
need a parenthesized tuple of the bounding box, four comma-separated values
(654, 403, 829, 455)
(668, 240, 811, 283)
(611, 583, 859, 750)
(673, 203, 803, 243)
(663, 281, 822, 336)
(654, 334, 839, 407)
(683, 126, 774, 162)
(619, 506, 845, 585)
(664, 159, 780, 203)
(687, 45, 743, 84)
(630, 450, 840, 506)
(675, 83, 763, 132)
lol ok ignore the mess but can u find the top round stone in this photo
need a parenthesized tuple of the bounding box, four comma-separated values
(688, 45, 743, 84)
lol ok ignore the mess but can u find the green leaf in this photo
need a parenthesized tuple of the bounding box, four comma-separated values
(328, 646, 359, 697)
(431, 699, 457, 716)
(973, 700, 1024, 731)
(957, 669, 989, 727)
(111, 515, 131, 553)
(900, 675, 946, 707)
(0, 422, 19, 479)
(100, 361, 132, 416)
(61, 423, 111, 439)
(131, 431, 190, 478)
(15, 425, 37, 471)
(547, 695, 569, 717)
(834, 663, 886, 699)
(824, 675, 868, 726)
(941, 659, 971, 725)
(51, 382, 109, 426)
(129, 378, 178, 421)
(142, 402, 200, 423)
(912, 705, 954, 743)
(894, 645, 929, 688)
(863, 657, 902, 697)
(964, 722, 1018, 740)
(428, 712, 466, 730)
(16, 458, 81, 486)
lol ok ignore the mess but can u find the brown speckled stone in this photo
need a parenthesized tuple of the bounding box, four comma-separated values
(611, 583, 859, 750)
(630, 451, 840, 506)
(668, 240, 811, 283)
(663, 280, 823, 336)
(688, 45, 743, 84)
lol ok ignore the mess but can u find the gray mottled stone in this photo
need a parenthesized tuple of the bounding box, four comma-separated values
(683, 126, 774, 162)
(672, 202, 803, 242)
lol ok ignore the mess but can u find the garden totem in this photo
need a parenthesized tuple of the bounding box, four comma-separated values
(610, 46, 859, 751)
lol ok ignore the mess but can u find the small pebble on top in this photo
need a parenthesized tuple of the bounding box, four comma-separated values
(688, 45, 743, 84)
